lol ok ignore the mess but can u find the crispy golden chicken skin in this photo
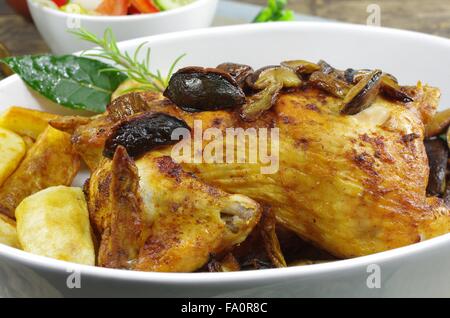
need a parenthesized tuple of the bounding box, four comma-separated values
(60, 83, 450, 259)
(87, 146, 261, 272)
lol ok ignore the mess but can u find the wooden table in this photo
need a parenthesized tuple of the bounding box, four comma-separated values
(0, 0, 449, 57)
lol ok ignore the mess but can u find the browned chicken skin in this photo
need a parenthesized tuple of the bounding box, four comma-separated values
(52, 82, 450, 267)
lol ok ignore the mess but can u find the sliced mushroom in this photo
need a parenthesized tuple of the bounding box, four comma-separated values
(245, 65, 279, 90)
(380, 75, 414, 104)
(341, 70, 382, 115)
(281, 60, 321, 77)
(216, 62, 254, 89)
(349, 69, 373, 83)
(425, 109, 450, 138)
(317, 60, 335, 75)
(207, 253, 240, 272)
(230, 207, 286, 270)
(246, 66, 302, 90)
(103, 112, 190, 159)
(425, 138, 448, 196)
(163, 67, 246, 112)
(240, 83, 283, 122)
(309, 71, 351, 98)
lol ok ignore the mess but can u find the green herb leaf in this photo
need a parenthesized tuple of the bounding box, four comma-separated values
(253, 0, 295, 23)
(1, 55, 127, 113)
(70, 28, 186, 93)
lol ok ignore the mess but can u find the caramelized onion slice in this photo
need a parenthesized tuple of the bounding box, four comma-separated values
(164, 66, 246, 112)
(341, 70, 382, 115)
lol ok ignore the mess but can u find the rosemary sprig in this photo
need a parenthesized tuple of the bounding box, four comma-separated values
(70, 28, 186, 93)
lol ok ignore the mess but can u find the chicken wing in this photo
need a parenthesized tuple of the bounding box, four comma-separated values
(87, 146, 262, 272)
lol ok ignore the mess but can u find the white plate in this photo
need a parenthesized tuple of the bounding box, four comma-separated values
(0, 22, 450, 298)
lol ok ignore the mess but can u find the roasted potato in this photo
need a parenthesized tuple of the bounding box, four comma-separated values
(0, 127, 26, 187)
(15, 186, 95, 265)
(0, 125, 80, 218)
(0, 106, 58, 139)
(21, 135, 34, 150)
(0, 214, 20, 248)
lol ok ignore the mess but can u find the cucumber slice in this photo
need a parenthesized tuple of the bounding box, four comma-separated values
(154, 0, 194, 11)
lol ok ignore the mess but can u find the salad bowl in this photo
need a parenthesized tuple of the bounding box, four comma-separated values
(0, 22, 450, 297)
(27, 0, 218, 54)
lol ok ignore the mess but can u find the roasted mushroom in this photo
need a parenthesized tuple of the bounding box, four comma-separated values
(164, 67, 246, 112)
(241, 66, 302, 121)
(380, 75, 414, 104)
(206, 254, 241, 272)
(240, 83, 282, 122)
(246, 66, 302, 90)
(103, 112, 190, 159)
(309, 71, 351, 98)
(231, 208, 286, 270)
(281, 60, 321, 77)
(216, 62, 254, 89)
(341, 70, 382, 115)
(425, 138, 448, 196)
(425, 109, 450, 138)
(317, 60, 335, 75)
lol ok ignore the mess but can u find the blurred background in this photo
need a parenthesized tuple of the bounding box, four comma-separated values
(0, 0, 449, 56)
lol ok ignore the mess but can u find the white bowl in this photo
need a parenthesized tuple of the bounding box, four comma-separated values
(1, 22, 450, 298)
(27, 0, 218, 54)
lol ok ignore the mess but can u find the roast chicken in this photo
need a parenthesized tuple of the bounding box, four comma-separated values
(49, 62, 450, 271)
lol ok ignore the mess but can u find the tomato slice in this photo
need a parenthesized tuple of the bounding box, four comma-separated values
(131, 0, 159, 13)
(96, 0, 131, 15)
(52, 0, 68, 7)
(128, 5, 141, 14)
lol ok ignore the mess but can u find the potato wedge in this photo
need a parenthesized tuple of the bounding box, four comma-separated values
(0, 107, 58, 139)
(0, 214, 20, 248)
(0, 126, 80, 218)
(16, 186, 95, 265)
(0, 127, 26, 187)
(21, 135, 34, 150)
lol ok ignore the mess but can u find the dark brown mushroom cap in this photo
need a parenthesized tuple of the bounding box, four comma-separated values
(216, 63, 254, 89)
(163, 66, 246, 112)
(103, 112, 190, 159)
(425, 138, 448, 196)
